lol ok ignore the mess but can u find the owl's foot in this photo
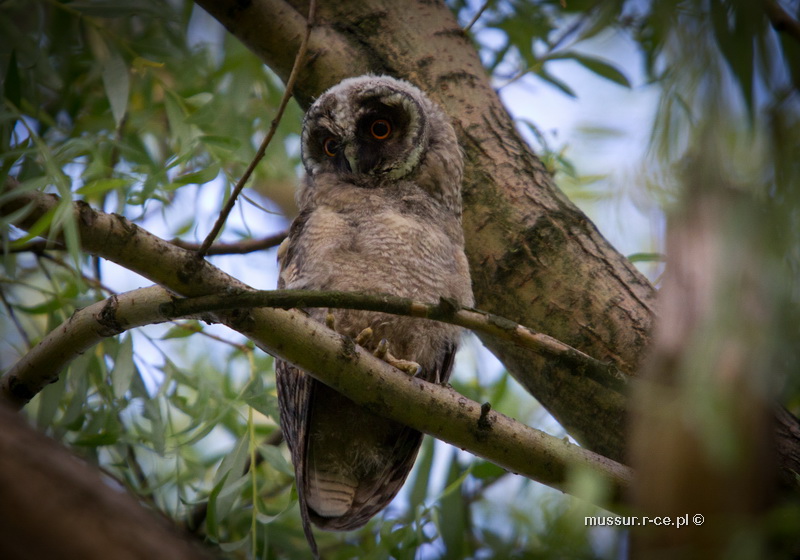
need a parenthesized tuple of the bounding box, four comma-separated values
(374, 339, 421, 376)
(326, 312, 374, 348)
(355, 327, 374, 347)
(326, 310, 337, 331)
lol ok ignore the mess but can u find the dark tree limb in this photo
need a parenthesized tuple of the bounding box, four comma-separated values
(0, 404, 214, 560)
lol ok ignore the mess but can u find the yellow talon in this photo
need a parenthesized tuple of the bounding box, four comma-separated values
(373, 339, 420, 376)
(355, 327, 373, 347)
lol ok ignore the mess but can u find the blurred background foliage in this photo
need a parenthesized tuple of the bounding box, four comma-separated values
(1, 0, 798, 558)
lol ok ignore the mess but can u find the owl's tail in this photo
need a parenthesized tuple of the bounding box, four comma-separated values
(306, 470, 358, 518)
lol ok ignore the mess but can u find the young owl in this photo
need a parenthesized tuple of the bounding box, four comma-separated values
(275, 75, 473, 554)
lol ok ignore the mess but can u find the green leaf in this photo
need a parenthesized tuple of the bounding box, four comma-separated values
(36, 368, 67, 429)
(164, 91, 191, 149)
(627, 252, 666, 263)
(243, 376, 281, 420)
(408, 436, 434, 511)
(73, 430, 120, 447)
(438, 451, 469, 559)
(112, 334, 136, 398)
(537, 69, 577, 98)
(8, 204, 59, 248)
(206, 470, 230, 541)
(172, 163, 221, 186)
(570, 53, 631, 88)
(59, 353, 94, 433)
(201, 135, 242, 152)
(102, 48, 130, 127)
(471, 460, 507, 480)
(213, 431, 250, 518)
(161, 321, 202, 339)
(76, 178, 130, 196)
(258, 442, 294, 477)
(218, 534, 250, 553)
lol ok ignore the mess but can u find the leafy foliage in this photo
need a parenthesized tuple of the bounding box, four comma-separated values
(2, 0, 799, 558)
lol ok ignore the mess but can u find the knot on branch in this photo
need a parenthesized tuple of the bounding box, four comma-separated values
(95, 295, 126, 337)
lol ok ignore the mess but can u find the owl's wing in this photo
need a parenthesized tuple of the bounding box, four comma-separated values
(277, 208, 312, 289)
(275, 359, 318, 556)
(275, 210, 320, 556)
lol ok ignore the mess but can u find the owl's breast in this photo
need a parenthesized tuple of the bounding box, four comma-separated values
(298, 204, 459, 301)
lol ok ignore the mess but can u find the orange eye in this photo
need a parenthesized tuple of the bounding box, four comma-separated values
(323, 137, 338, 157)
(370, 119, 391, 140)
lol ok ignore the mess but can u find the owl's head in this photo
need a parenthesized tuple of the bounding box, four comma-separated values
(300, 76, 462, 204)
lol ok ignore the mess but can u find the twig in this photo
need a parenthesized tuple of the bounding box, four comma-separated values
(160, 289, 630, 393)
(764, 0, 800, 44)
(0, 288, 31, 349)
(464, 0, 491, 32)
(171, 232, 287, 255)
(195, 0, 317, 257)
(1, 286, 628, 410)
(12, 233, 288, 257)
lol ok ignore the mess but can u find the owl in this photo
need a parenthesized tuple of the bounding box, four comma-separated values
(275, 75, 473, 554)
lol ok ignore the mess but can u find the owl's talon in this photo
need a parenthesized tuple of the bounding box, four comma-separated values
(374, 339, 389, 360)
(387, 355, 422, 376)
(373, 339, 420, 376)
(355, 327, 373, 347)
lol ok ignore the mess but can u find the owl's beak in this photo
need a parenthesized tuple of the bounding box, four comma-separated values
(343, 144, 358, 174)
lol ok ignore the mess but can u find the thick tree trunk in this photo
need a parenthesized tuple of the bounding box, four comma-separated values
(195, 0, 656, 460)
(0, 405, 213, 560)
(630, 181, 782, 555)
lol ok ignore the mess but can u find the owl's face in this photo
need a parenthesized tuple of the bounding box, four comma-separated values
(301, 76, 432, 181)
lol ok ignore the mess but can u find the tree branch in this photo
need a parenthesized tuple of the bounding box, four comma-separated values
(0, 404, 214, 559)
(0, 283, 633, 506)
(763, 0, 800, 44)
(162, 289, 630, 392)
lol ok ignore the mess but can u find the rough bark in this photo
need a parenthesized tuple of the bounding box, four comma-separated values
(0, 404, 214, 560)
(194, 0, 656, 460)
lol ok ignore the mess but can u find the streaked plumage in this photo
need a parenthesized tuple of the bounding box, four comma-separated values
(275, 75, 473, 555)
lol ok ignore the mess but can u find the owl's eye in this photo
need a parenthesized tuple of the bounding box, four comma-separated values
(323, 137, 339, 157)
(370, 119, 392, 140)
